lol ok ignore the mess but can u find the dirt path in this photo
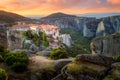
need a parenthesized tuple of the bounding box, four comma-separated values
(28, 55, 55, 71)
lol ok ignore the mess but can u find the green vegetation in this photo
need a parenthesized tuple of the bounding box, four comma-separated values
(22, 30, 49, 47)
(113, 32, 120, 38)
(4, 51, 29, 72)
(42, 30, 49, 47)
(50, 48, 68, 60)
(60, 28, 91, 56)
(67, 63, 85, 73)
(0, 68, 7, 80)
(0, 45, 4, 53)
(114, 55, 120, 62)
(0, 45, 5, 57)
(103, 77, 114, 80)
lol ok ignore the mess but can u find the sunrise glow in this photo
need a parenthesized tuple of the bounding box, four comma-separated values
(0, 0, 120, 16)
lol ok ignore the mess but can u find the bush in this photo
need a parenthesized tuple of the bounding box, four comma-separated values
(114, 55, 120, 62)
(0, 68, 7, 80)
(0, 45, 4, 52)
(4, 51, 29, 72)
(50, 48, 68, 60)
(11, 62, 27, 72)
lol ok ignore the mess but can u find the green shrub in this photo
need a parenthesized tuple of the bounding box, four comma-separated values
(22, 30, 33, 39)
(114, 55, 120, 62)
(22, 30, 49, 47)
(4, 51, 29, 72)
(0, 45, 4, 52)
(50, 48, 68, 60)
(11, 62, 27, 72)
(103, 77, 114, 80)
(0, 68, 7, 80)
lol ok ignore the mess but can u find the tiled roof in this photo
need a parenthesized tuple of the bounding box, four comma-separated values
(39, 24, 59, 30)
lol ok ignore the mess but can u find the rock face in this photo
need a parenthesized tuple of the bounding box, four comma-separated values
(54, 59, 72, 71)
(76, 54, 115, 66)
(0, 24, 7, 48)
(40, 12, 98, 38)
(59, 34, 72, 47)
(7, 30, 39, 51)
(91, 33, 120, 57)
(96, 21, 105, 37)
(7, 30, 23, 51)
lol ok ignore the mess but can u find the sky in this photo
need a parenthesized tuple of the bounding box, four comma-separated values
(0, 0, 120, 17)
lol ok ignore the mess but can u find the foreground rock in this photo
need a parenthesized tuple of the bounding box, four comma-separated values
(54, 58, 72, 71)
(52, 54, 120, 80)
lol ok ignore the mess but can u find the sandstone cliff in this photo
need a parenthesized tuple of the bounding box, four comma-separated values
(7, 30, 23, 51)
(91, 33, 120, 57)
(40, 13, 120, 39)
(0, 24, 7, 48)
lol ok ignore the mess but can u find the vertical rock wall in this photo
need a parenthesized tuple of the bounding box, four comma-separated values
(0, 25, 7, 48)
(91, 33, 120, 57)
(7, 30, 23, 51)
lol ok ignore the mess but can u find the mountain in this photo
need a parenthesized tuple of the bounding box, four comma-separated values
(40, 12, 96, 34)
(42, 12, 76, 18)
(78, 12, 120, 18)
(0, 10, 30, 23)
(39, 12, 120, 38)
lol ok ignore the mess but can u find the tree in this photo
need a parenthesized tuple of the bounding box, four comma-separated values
(50, 48, 68, 60)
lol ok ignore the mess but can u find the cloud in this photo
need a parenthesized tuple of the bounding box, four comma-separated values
(107, 0, 120, 4)
(0, 0, 120, 16)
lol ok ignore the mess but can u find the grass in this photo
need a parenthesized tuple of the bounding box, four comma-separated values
(67, 63, 85, 73)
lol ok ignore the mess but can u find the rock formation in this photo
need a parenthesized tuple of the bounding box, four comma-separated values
(7, 30, 23, 50)
(40, 13, 120, 39)
(59, 34, 72, 47)
(0, 24, 7, 48)
(96, 21, 105, 37)
(91, 33, 120, 57)
(7, 30, 39, 51)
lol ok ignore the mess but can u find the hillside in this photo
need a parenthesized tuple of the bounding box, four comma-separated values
(40, 12, 120, 39)
(39, 12, 95, 33)
(42, 12, 76, 18)
(0, 10, 30, 23)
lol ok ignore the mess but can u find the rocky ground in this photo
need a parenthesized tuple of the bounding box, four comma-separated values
(52, 54, 120, 80)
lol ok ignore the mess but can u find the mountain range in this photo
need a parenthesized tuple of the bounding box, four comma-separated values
(0, 10, 30, 23)
(0, 11, 120, 39)
(39, 12, 120, 38)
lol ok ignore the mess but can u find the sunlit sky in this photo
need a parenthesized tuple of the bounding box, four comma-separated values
(0, 0, 120, 16)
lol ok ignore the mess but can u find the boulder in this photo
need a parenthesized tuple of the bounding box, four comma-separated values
(76, 54, 115, 66)
(54, 58, 72, 71)
(57, 54, 115, 80)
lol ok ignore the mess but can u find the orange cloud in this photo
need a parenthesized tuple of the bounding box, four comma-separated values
(107, 0, 120, 4)
(0, 0, 120, 16)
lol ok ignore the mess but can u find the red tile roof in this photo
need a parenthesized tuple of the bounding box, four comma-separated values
(39, 24, 59, 30)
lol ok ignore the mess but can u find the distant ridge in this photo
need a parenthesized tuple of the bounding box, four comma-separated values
(0, 10, 31, 23)
(42, 12, 77, 19)
(78, 12, 120, 18)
